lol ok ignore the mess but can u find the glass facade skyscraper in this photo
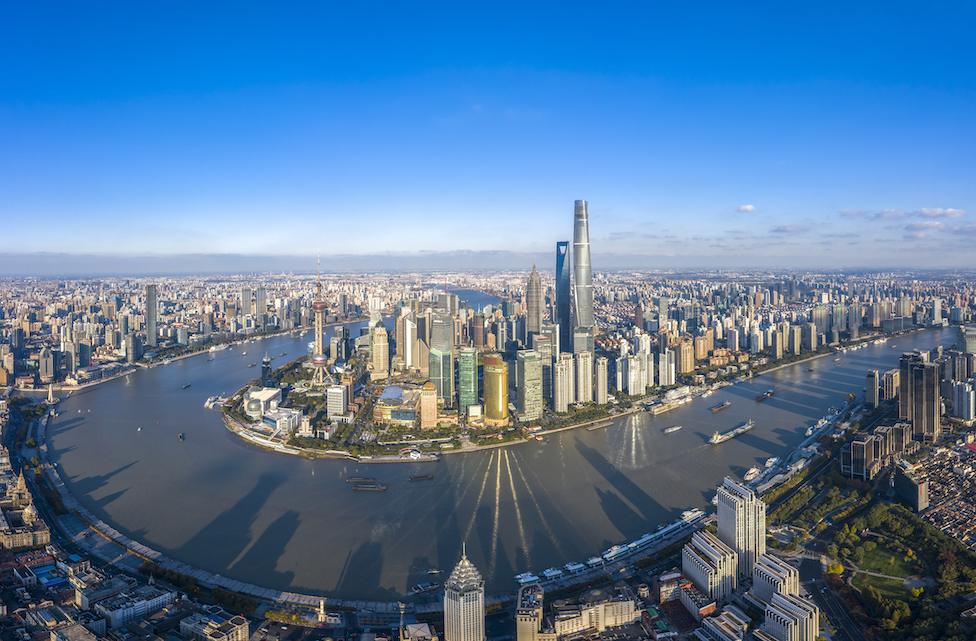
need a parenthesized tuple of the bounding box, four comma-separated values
(457, 347, 478, 415)
(555, 241, 571, 353)
(572, 199, 594, 330)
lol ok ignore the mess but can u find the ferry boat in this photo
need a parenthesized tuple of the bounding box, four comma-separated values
(709, 419, 754, 445)
(710, 400, 733, 413)
(755, 389, 775, 402)
(663, 425, 683, 434)
(743, 467, 762, 482)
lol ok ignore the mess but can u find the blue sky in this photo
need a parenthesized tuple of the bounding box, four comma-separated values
(1, 3, 974, 268)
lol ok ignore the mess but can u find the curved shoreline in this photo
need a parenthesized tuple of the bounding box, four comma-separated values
(40, 325, 941, 607)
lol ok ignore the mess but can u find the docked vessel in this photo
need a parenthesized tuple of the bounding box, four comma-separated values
(701, 390, 713, 398)
(663, 425, 683, 434)
(410, 582, 439, 595)
(352, 483, 388, 492)
(709, 419, 754, 445)
(755, 388, 774, 402)
(743, 467, 762, 482)
(764, 457, 779, 468)
(710, 400, 732, 413)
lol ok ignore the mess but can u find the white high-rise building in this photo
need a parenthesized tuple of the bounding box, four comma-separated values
(761, 593, 820, 641)
(751, 553, 799, 605)
(444, 547, 485, 641)
(681, 530, 737, 602)
(575, 351, 593, 403)
(595, 356, 609, 405)
(657, 350, 676, 387)
(327, 385, 348, 417)
(717, 477, 767, 579)
(403, 318, 417, 369)
(553, 353, 574, 413)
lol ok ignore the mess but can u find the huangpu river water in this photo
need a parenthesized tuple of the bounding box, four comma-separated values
(46, 319, 956, 600)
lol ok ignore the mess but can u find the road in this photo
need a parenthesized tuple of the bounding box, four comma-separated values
(800, 558, 866, 641)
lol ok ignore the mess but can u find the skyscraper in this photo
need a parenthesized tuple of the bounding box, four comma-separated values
(865, 369, 880, 409)
(457, 347, 478, 415)
(574, 350, 593, 403)
(429, 348, 455, 408)
(553, 353, 574, 413)
(911, 361, 941, 442)
(254, 287, 267, 327)
(516, 350, 543, 421)
(482, 353, 508, 427)
(716, 477, 767, 579)
(145, 284, 158, 348)
(572, 200, 593, 329)
(594, 356, 608, 405)
(443, 547, 485, 641)
(525, 265, 542, 344)
(370, 325, 389, 381)
(555, 241, 571, 353)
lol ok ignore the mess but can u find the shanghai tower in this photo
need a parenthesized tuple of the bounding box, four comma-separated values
(572, 199, 594, 329)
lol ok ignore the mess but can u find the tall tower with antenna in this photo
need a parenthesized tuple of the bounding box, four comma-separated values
(311, 257, 328, 386)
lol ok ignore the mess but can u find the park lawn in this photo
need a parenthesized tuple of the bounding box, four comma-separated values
(858, 543, 917, 578)
(851, 572, 909, 600)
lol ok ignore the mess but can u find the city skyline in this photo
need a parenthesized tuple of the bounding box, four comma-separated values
(2, 4, 974, 269)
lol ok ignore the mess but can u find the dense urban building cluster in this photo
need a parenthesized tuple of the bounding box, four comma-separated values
(3, 203, 976, 640)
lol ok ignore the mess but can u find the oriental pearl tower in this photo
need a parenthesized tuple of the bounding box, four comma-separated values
(311, 261, 328, 386)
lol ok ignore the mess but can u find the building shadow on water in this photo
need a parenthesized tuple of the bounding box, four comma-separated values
(575, 440, 664, 523)
(71, 461, 139, 496)
(333, 541, 398, 600)
(176, 471, 284, 571)
(593, 486, 645, 536)
(228, 509, 299, 588)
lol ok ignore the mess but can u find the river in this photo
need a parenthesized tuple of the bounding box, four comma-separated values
(45, 321, 954, 600)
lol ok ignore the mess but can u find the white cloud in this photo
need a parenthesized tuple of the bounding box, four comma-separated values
(915, 207, 965, 218)
(736, 204, 756, 213)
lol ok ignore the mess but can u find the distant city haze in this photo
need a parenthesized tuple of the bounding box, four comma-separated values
(1, 4, 974, 269)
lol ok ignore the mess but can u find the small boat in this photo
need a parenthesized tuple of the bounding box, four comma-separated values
(807, 367, 815, 372)
(710, 400, 732, 413)
(178, 432, 185, 441)
(182, 383, 191, 389)
(248, 363, 257, 368)
(755, 389, 775, 402)
(663, 425, 683, 434)
(833, 357, 841, 362)
(409, 474, 434, 482)
(241, 351, 247, 356)
(280, 352, 287, 357)
(411, 582, 439, 594)
(426, 568, 442, 575)
(765, 457, 779, 468)
(137, 427, 142, 432)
